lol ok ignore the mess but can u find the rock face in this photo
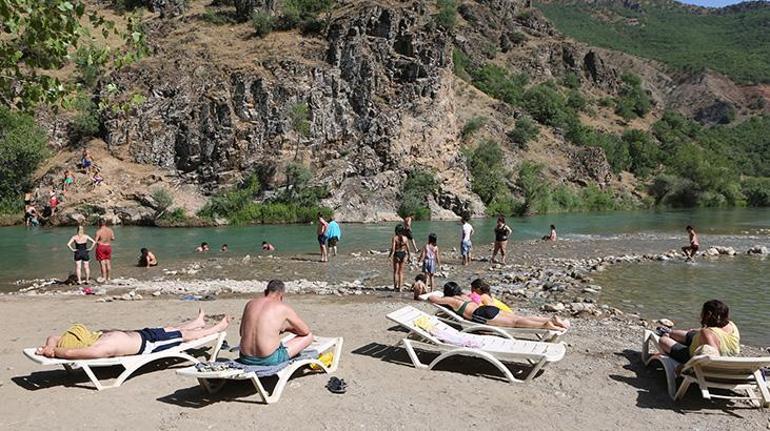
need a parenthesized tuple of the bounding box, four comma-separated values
(103, 1, 483, 221)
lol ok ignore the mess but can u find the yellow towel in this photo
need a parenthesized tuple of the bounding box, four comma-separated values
(414, 316, 435, 332)
(56, 324, 102, 349)
(493, 298, 512, 313)
(310, 351, 334, 370)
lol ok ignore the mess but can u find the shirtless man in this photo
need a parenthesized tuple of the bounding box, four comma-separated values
(94, 218, 115, 282)
(238, 280, 313, 366)
(682, 225, 699, 261)
(35, 309, 228, 359)
(316, 213, 329, 263)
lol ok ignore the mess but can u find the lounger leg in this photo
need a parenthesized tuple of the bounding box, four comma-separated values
(427, 347, 521, 384)
(657, 358, 679, 400)
(693, 370, 711, 400)
(249, 375, 272, 404)
(401, 339, 429, 370)
(674, 376, 692, 400)
(198, 378, 226, 394)
(753, 370, 770, 408)
(79, 364, 105, 391)
(208, 333, 226, 361)
(327, 337, 344, 373)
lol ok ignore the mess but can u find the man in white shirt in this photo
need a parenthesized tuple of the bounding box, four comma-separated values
(460, 217, 474, 265)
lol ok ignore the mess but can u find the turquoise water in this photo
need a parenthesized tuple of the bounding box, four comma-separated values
(1, 208, 768, 345)
(595, 258, 770, 347)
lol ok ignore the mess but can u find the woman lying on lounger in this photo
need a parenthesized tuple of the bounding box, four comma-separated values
(654, 299, 740, 363)
(429, 282, 570, 331)
(35, 309, 229, 359)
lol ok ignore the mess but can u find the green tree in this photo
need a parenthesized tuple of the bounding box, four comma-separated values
(467, 140, 508, 205)
(622, 129, 659, 178)
(288, 102, 310, 159)
(522, 83, 569, 127)
(0, 108, 49, 210)
(0, 0, 95, 109)
(398, 169, 437, 220)
(507, 115, 539, 148)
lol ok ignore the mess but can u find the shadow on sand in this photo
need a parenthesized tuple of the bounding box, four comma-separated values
(351, 341, 544, 382)
(609, 349, 752, 417)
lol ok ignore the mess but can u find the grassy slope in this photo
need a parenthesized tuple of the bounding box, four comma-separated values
(535, 0, 770, 84)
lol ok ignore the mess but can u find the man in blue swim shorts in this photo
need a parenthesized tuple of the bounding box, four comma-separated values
(238, 280, 314, 366)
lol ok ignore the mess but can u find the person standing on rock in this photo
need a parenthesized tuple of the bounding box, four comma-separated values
(66, 225, 96, 284)
(326, 216, 342, 257)
(389, 224, 410, 291)
(94, 218, 115, 282)
(491, 216, 512, 264)
(682, 225, 699, 261)
(402, 214, 419, 253)
(460, 217, 474, 265)
(316, 212, 329, 263)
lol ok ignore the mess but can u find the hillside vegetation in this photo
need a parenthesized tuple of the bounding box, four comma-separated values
(536, 0, 770, 83)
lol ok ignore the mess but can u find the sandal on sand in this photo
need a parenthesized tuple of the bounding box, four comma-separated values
(326, 377, 347, 394)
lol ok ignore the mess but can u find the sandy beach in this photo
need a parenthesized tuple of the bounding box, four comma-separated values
(1, 294, 768, 431)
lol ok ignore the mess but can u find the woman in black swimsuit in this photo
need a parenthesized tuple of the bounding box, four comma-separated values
(492, 216, 512, 264)
(388, 224, 411, 292)
(429, 282, 571, 330)
(67, 225, 96, 285)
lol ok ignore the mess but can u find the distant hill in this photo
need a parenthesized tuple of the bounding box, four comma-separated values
(536, 0, 770, 83)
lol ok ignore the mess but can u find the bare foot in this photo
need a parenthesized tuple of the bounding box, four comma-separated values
(213, 315, 230, 332)
(191, 308, 206, 328)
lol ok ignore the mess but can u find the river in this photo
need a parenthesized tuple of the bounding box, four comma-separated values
(1, 207, 768, 344)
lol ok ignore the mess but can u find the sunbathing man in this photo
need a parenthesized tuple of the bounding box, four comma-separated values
(654, 299, 739, 363)
(35, 310, 228, 359)
(239, 280, 313, 366)
(429, 282, 570, 331)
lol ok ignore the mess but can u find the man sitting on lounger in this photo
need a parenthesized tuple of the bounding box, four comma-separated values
(35, 310, 229, 359)
(239, 279, 313, 366)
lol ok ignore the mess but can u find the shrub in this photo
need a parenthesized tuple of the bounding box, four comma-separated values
(563, 72, 580, 89)
(151, 188, 174, 214)
(202, 8, 235, 25)
(0, 108, 49, 211)
(741, 177, 770, 207)
(452, 48, 471, 81)
(614, 72, 651, 120)
(622, 129, 660, 178)
(467, 140, 509, 205)
(276, 0, 333, 31)
(435, 0, 457, 30)
(515, 161, 550, 215)
(509, 31, 527, 45)
(70, 93, 100, 140)
(461, 116, 487, 141)
(398, 169, 437, 220)
(470, 64, 528, 105)
(251, 10, 274, 37)
(521, 83, 569, 127)
(566, 89, 588, 112)
(159, 207, 188, 223)
(485, 195, 518, 216)
(73, 43, 110, 88)
(506, 115, 539, 148)
(580, 184, 616, 211)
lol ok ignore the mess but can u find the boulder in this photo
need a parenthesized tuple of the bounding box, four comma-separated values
(747, 245, 768, 255)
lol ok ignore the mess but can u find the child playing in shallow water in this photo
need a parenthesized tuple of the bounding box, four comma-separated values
(469, 278, 512, 312)
(418, 233, 440, 291)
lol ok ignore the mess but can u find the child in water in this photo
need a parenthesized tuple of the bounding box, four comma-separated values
(682, 225, 699, 261)
(418, 233, 440, 292)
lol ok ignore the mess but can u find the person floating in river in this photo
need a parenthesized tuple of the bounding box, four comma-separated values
(196, 242, 209, 253)
(682, 225, 699, 261)
(261, 241, 275, 251)
(138, 248, 157, 268)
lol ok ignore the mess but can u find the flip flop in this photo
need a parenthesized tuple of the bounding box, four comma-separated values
(326, 377, 347, 394)
(655, 326, 671, 337)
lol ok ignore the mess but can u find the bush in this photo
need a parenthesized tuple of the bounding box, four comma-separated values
(741, 177, 770, 207)
(470, 64, 528, 105)
(251, 10, 274, 37)
(398, 169, 437, 220)
(509, 31, 527, 45)
(622, 129, 660, 178)
(614, 73, 651, 120)
(452, 48, 471, 81)
(506, 115, 539, 148)
(563, 72, 581, 89)
(467, 140, 509, 205)
(485, 195, 519, 217)
(0, 108, 49, 212)
(515, 161, 550, 215)
(73, 43, 110, 88)
(522, 83, 570, 127)
(159, 207, 188, 223)
(202, 8, 235, 25)
(435, 0, 457, 30)
(566, 89, 588, 112)
(461, 116, 487, 141)
(70, 93, 100, 140)
(276, 0, 333, 31)
(151, 188, 174, 214)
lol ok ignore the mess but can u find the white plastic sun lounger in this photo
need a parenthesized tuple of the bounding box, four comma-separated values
(23, 332, 226, 391)
(431, 303, 565, 342)
(176, 335, 343, 404)
(387, 306, 565, 383)
(642, 330, 770, 407)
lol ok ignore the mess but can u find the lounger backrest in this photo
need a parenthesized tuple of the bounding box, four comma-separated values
(387, 306, 461, 344)
(687, 355, 770, 380)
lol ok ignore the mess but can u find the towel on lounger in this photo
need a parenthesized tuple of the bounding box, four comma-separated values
(194, 349, 320, 377)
